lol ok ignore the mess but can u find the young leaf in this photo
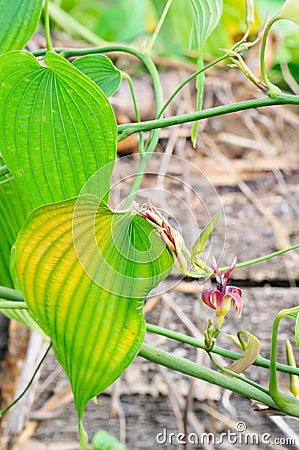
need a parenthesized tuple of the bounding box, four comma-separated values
(73, 55, 122, 97)
(276, 0, 299, 26)
(225, 331, 261, 374)
(189, 0, 223, 145)
(14, 196, 174, 419)
(190, 211, 221, 260)
(0, 51, 117, 208)
(92, 431, 127, 450)
(0, 0, 44, 53)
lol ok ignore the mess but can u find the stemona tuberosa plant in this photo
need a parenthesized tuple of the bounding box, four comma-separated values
(0, 0, 299, 448)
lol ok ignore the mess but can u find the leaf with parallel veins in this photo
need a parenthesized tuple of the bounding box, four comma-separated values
(15, 195, 174, 419)
(0, 51, 117, 207)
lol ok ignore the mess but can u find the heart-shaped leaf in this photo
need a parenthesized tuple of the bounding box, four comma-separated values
(0, 51, 117, 207)
(15, 196, 174, 419)
(73, 54, 122, 97)
(0, 0, 44, 53)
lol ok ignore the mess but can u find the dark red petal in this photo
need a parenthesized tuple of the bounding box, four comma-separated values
(201, 289, 217, 310)
(212, 290, 224, 311)
(211, 257, 222, 284)
(228, 291, 243, 317)
(223, 257, 237, 283)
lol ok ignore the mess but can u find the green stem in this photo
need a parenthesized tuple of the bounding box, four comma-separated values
(268, 310, 299, 416)
(269, 314, 281, 397)
(260, 16, 281, 97)
(0, 300, 28, 309)
(146, 323, 299, 376)
(0, 286, 25, 302)
(147, 0, 174, 54)
(48, 2, 106, 47)
(123, 151, 153, 208)
(44, 0, 54, 52)
(117, 93, 299, 139)
(0, 165, 9, 178)
(120, 71, 144, 154)
(219, 243, 299, 273)
(139, 343, 277, 408)
(0, 343, 52, 417)
(79, 420, 89, 450)
(56, 44, 164, 205)
(158, 53, 229, 119)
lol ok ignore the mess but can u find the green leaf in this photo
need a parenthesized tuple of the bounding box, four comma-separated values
(189, 0, 223, 50)
(0, 175, 31, 288)
(92, 431, 127, 450)
(296, 313, 299, 348)
(73, 54, 122, 97)
(0, 172, 39, 328)
(0, 0, 44, 53)
(0, 51, 117, 208)
(277, 0, 299, 26)
(191, 211, 221, 260)
(190, 0, 223, 145)
(14, 196, 174, 419)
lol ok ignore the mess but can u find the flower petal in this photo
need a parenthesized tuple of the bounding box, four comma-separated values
(201, 289, 217, 310)
(223, 257, 237, 284)
(211, 257, 222, 284)
(212, 290, 224, 311)
(228, 291, 243, 317)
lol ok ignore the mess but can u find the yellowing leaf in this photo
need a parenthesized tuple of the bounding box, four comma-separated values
(15, 196, 173, 419)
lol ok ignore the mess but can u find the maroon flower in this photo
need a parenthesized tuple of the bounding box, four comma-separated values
(201, 257, 243, 324)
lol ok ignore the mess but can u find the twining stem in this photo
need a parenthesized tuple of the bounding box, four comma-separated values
(147, 0, 174, 54)
(117, 93, 299, 139)
(146, 323, 299, 376)
(268, 308, 299, 416)
(269, 313, 282, 398)
(139, 343, 277, 408)
(260, 16, 281, 97)
(54, 44, 164, 206)
(44, 0, 54, 52)
(120, 71, 144, 155)
(219, 243, 299, 273)
(0, 343, 52, 417)
(158, 53, 229, 119)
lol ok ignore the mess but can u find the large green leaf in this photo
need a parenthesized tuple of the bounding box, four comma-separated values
(15, 196, 174, 418)
(73, 55, 122, 97)
(0, 0, 44, 53)
(0, 51, 117, 208)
